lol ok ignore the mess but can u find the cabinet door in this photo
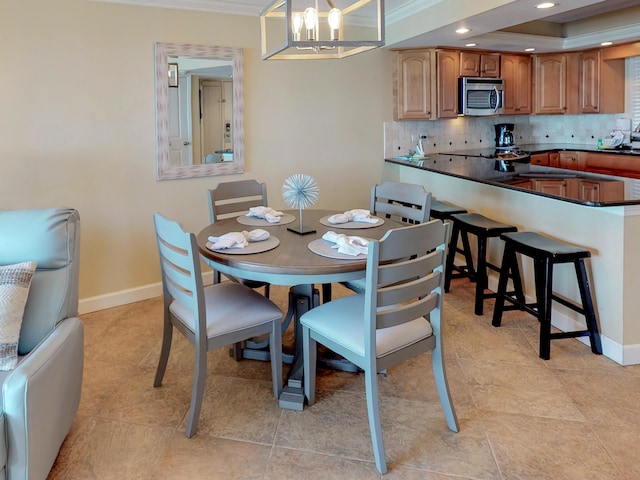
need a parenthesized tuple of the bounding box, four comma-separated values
(535, 179, 567, 196)
(530, 153, 549, 166)
(578, 180, 601, 202)
(460, 52, 479, 76)
(460, 52, 500, 77)
(395, 50, 433, 120)
(579, 50, 600, 113)
(577, 179, 623, 203)
(480, 53, 501, 78)
(549, 152, 560, 167)
(559, 151, 580, 170)
(534, 54, 566, 114)
(502, 55, 531, 114)
(437, 50, 460, 118)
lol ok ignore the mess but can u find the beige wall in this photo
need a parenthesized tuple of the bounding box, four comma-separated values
(1, 0, 393, 302)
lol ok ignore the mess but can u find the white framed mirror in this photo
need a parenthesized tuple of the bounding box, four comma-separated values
(155, 42, 245, 180)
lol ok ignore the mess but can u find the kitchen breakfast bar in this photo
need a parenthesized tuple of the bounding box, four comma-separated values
(384, 145, 640, 366)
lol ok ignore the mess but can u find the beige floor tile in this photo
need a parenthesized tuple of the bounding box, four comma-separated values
(188, 374, 282, 444)
(264, 447, 381, 479)
(150, 434, 272, 479)
(459, 359, 587, 421)
(481, 411, 625, 480)
(590, 423, 640, 479)
(48, 415, 175, 480)
(556, 369, 640, 428)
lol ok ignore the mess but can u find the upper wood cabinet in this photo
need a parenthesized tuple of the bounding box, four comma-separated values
(534, 50, 624, 115)
(437, 49, 460, 118)
(395, 50, 435, 120)
(501, 54, 532, 115)
(534, 54, 567, 114)
(460, 52, 501, 78)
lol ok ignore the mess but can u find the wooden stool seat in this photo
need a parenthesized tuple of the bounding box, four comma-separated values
(492, 231, 603, 360)
(444, 213, 522, 315)
(430, 200, 467, 221)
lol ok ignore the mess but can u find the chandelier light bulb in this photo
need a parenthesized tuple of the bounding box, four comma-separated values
(303, 7, 317, 41)
(328, 8, 341, 41)
(291, 12, 303, 41)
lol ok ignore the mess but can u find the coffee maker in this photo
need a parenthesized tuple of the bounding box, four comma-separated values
(495, 123, 515, 149)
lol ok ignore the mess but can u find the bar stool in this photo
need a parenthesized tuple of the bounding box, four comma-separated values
(429, 200, 467, 222)
(444, 213, 523, 316)
(491, 231, 603, 360)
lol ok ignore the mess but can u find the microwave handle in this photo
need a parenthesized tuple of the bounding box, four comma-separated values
(493, 86, 501, 113)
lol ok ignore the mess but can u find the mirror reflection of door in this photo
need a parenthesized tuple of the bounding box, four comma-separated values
(198, 78, 233, 164)
(165, 55, 234, 167)
(168, 75, 193, 167)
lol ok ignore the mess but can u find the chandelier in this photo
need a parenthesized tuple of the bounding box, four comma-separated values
(260, 0, 385, 60)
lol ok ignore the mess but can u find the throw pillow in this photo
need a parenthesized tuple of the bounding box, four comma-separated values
(0, 261, 37, 370)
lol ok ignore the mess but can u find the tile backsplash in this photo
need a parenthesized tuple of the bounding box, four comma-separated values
(384, 114, 628, 158)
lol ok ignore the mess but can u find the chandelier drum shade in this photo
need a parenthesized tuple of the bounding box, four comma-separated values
(260, 0, 385, 60)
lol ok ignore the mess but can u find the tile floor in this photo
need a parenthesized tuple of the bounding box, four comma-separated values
(48, 280, 640, 479)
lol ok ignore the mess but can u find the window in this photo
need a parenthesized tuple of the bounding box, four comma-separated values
(628, 56, 640, 130)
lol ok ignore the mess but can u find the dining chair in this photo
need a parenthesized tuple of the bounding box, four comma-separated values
(207, 179, 271, 297)
(153, 212, 283, 438)
(340, 181, 432, 295)
(301, 219, 459, 474)
(371, 180, 432, 224)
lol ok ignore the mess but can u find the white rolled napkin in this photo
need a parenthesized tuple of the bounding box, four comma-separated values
(327, 209, 379, 225)
(207, 229, 270, 250)
(322, 231, 370, 256)
(246, 206, 284, 223)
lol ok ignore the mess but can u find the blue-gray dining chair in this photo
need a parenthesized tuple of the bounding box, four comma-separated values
(301, 219, 459, 474)
(153, 212, 283, 438)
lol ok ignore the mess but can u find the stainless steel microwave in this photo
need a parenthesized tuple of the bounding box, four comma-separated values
(458, 77, 504, 116)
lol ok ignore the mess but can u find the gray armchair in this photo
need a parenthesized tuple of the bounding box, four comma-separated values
(0, 207, 84, 480)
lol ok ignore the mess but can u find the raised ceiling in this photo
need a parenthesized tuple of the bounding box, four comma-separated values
(90, 0, 640, 53)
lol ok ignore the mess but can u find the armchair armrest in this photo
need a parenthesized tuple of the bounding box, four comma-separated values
(2, 317, 84, 480)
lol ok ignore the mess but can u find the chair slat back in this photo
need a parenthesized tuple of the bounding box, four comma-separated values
(364, 220, 448, 345)
(153, 213, 204, 323)
(370, 181, 431, 224)
(208, 179, 268, 222)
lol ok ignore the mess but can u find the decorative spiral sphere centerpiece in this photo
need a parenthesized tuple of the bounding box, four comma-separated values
(282, 174, 319, 235)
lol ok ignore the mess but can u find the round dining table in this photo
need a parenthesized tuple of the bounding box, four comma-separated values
(197, 209, 406, 410)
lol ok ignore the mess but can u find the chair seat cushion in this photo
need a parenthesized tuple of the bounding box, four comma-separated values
(170, 282, 282, 338)
(301, 294, 433, 359)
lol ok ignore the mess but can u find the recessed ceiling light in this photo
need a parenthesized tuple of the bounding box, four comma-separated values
(601, 41, 613, 46)
(536, 2, 556, 9)
(525, 48, 536, 52)
(465, 43, 477, 47)
(456, 28, 470, 34)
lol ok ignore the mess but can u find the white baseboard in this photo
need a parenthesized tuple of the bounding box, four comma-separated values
(78, 271, 214, 315)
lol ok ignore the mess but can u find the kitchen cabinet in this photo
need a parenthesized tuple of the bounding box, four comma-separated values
(460, 52, 500, 78)
(533, 54, 567, 114)
(507, 173, 624, 202)
(436, 49, 460, 118)
(395, 49, 435, 120)
(534, 178, 571, 197)
(559, 151, 581, 170)
(501, 54, 532, 115)
(535, 50, 624, 115)
(578, 50, 600, 113)
(582, 152, 640, 179)
(549, 152, 560, 167)
(578, 178, 624, 202)
(530, 152, 549, 166)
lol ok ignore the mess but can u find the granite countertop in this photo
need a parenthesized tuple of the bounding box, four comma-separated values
(385, 146, 640, 207)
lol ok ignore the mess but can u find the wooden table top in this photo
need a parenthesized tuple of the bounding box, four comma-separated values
(197, 209, 404, 286)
